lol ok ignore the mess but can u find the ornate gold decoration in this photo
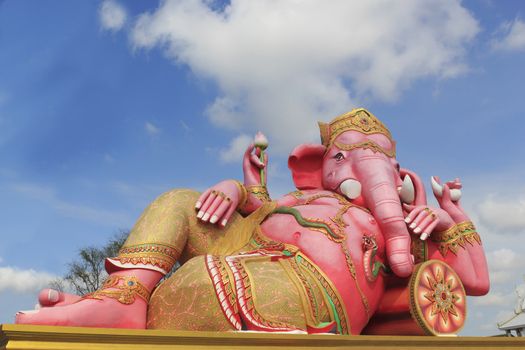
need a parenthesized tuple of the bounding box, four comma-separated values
(341, 238, 370, 320)
(431, 221, 481, 256)
(333, 140, 396, 158)
(250, 226, 287, 251)
(318, 108, 394, 149)
(82, 275, 151, 305)
(114, 243, 180, 274)
(295, 252, 350, 334)
(423, 270, 460, 324)
(226, 254, 301, 332)
(411, 238, 428, 264)
(300, 192, 370, 214)
(205, 255, 241, 330)
(280, 195, 371, 321)
(284, 258, 322, 326)
(246, 185, 271, 202)
(233, 180, 248, 209)
(287, 190, 304, 199)
(409, 260, 466, 336)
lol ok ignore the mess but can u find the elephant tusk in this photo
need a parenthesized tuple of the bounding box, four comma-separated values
(339, 179, 362, 200)
(399, 174, 415, 204)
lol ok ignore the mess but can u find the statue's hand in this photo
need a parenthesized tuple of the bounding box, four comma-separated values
(431, 176, 469, 223)
(195, 180, 244, 227)
(243, 142, 268, 186)
(403, 204, 455, 240)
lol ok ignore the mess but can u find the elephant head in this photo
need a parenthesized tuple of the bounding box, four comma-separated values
(288, 108, 421, 277)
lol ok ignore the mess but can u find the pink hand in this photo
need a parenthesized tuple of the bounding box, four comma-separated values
(243, 143, 268, 186)
(403, 204, 454, 240)
(195, 180, 241, 227)
(431, 176, 469, 223)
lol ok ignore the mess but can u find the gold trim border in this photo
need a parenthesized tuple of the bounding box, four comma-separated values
(1, 324, 524, 350)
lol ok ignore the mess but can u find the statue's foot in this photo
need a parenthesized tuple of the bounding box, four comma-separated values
(16, 296, 148, 328)
(38, 289, 81, 307)
(16, 269, 162, 328)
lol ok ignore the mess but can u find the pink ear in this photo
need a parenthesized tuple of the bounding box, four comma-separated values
(288, 144, 326, 190)
(400, 168, 427, 206)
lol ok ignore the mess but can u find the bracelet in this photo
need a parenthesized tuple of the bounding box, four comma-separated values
(431, 221, 481, 256)
(246, 185, 271, 202)
(232, 180, 248, 209)
(81, 275, 151, 305)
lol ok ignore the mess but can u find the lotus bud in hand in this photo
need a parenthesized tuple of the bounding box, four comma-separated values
(254, 131, 268, 185)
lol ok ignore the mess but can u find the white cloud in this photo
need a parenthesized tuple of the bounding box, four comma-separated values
(473, 291, 514, 306)
(486, 248, 525, 285)
(99, 0, 127, 32)
(0, 267, 57, 293)
(475, 194, 525, 233)
(219, 134, 251, 163)
(10, 183, 132, 227)
(488, 248, 525, 272)
(145, 121, 161, 135)
(130, 0, 479, 154)
(492, 18, 525, 52)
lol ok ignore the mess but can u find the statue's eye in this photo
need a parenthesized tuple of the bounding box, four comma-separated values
(334, 152, 345, 161)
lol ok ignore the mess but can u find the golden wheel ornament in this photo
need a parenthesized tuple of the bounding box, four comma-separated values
(409, 260, 466, 335)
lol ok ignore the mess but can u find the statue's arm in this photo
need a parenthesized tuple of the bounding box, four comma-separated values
(239, 139, 272, 215)
(195, 135, 272, 224)
(427, 179, 490, 296)
(403, 176, 489, 296)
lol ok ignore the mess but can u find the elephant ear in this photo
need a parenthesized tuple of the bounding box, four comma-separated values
(400, 168, 427, 206)
(288, 144, 326, 190)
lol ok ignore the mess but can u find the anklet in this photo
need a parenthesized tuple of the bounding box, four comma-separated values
(83, 275, 151, 305)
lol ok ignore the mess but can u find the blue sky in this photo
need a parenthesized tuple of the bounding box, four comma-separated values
(1, 0, 525, 335)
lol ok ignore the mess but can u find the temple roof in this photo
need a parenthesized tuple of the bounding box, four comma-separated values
(498, 312, 525, 330)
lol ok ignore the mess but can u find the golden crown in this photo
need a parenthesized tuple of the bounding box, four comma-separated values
(318, 108, 393, 149)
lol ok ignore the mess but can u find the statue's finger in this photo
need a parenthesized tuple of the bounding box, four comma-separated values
(404, 205, 424, 224)
(244, 142, 255, 157)
(250, 153, 264, 168)
(420, 220, 439, 241)
(414, 213, 437, 235)
(196, 188, 212, 210)
(446, 180, 462, 190)
(202, 194, 223, 222)
(409, 209, 429, 232)
(441, 183, 452, 202)
(198, 191, 217, 219)
(221, 201, 238, 227)
(210, 199, 232, 225)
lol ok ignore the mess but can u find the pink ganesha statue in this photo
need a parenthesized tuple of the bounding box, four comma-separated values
(16, 108, 489, 336)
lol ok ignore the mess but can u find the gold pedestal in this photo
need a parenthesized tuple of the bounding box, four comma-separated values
(1, 324, 524, 350)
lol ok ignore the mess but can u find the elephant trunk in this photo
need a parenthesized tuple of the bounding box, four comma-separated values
(355, 153, 413, 278)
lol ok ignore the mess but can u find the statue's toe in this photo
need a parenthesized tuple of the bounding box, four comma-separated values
(38, 289, 80, 307)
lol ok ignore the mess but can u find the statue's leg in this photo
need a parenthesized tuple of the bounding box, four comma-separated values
(147, 256, 236, 331)
(147, 253, 334, 333)
(16, 188, 242, 328)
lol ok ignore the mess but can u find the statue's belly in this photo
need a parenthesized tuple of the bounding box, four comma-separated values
(260, 204, 386, 334)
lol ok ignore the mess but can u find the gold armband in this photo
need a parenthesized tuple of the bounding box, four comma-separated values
(232, 180, 248, 209)
(431, 221, 481, 256)
(82, 275, 151, 305)
(246, 185, 271, 202)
